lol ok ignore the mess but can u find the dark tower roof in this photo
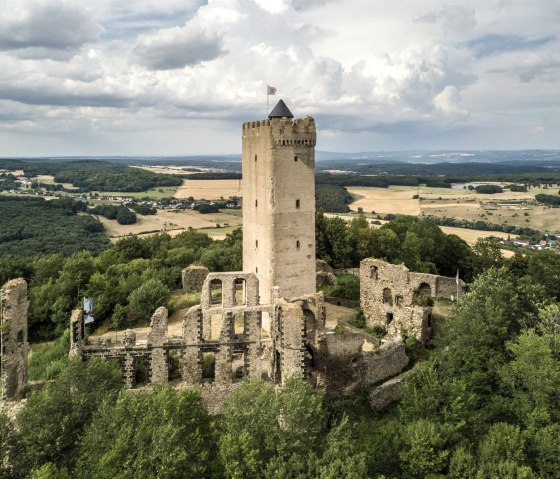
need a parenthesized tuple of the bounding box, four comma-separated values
(268, 99, 294, 119)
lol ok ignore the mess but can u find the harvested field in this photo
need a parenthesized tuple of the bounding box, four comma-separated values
(133, 165, 206, 175)
(95, 209, 242, 240)
(347, 187, 421, 215)
(438, 226, 515, 244)
(174, 179, 243, 200)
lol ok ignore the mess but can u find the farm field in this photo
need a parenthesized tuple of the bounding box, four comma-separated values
(347, 184, 560, 233)
(95, 208, 242, 240)
(347, 187, 421, 215)
(174, 179, 242, 200)
(133, 165, 207, 175)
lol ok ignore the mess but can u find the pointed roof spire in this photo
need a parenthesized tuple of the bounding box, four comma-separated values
(268, 99, 294, 119)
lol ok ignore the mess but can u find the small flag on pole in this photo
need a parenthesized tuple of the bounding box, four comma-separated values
(83, 297, 93, 314)
(455, 270, 460, 285)
(267, 85, 277, 95)
(84, 315, 95, 325)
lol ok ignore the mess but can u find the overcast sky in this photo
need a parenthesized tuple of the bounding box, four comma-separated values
(0, 0, 559, 156)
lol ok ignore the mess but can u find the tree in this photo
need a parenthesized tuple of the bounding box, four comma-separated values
(111, 303, 127, 330)
(16, 358, 122, 472)
(219, 378, 327, 479)
(477, 423, 533, 478)
(526, 250, 560, 300)
(77, 387, 218, 479)
(0, 412, 25, 479)
(398, 419, 451, 478)
(127, 278, 169, 322)
(499, 330, 560, 427)
(472, 238, 503, 275)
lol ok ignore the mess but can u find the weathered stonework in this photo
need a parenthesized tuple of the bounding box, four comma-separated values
(1, 279, 29, 400)
(242, 115, 317, 313)
(368, 371, 408, 412)
(320, 333, 408, 397)
(360, 258, 466, 342)
(182, 266, 209, 293)
(69, 309, 84, 357)
(147, 307, 168, 385)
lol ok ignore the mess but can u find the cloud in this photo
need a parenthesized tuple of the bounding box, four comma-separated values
(467, 33, 555, 58)
(0, 0, 101, 59)
(416, 5, 477, 35)
(133, 23, 225, 70)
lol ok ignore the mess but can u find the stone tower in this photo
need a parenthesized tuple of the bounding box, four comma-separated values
(242, 100, 317, 310)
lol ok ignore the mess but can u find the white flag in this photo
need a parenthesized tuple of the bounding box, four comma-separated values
(267, 85, 277, 95)
(456, 270, 460, 285)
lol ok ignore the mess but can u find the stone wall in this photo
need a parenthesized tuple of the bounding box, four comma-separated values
(320, 333, 408, 397)
(368, 371, 408, 412)
(69, 309, 84, 357)
(1, 279, 29, 400)
(147, 307, 168, 384)
(360, 258, 464, 342)
(182, 266, 209, 293)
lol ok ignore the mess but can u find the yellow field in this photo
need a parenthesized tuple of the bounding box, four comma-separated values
(0, 169, 25, 176)
(34, 175, 79, 190)
(347, 187, 421, 215)
(347, 184, 560, 234)
(174, 179, 242, 200)
(95, 209, 242, 240)
(133, 165, 205, 175)
(438, 226, 515, 244)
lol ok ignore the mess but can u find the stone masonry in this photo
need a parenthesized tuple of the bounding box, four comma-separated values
(242, 109, 317, 319)
(182, 266, 209, 293)
(1, 279, 29, 400)
(360, 258, 467, 342)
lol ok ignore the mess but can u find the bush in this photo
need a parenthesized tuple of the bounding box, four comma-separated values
(475, 184, 503, 194)
(127, 279, 170, 323)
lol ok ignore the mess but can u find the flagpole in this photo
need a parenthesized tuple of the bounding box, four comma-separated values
(456, 270, 460, 302)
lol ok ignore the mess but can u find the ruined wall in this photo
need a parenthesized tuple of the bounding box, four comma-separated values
(147, 307, 168, 385)
(368, 371, 408, 412)
(360, 258, 466, 342)
(1, 279, 29, 400)
(319, 333, 408, 397)
(69, 309, 84, 357)
(182, 266, 209, 293)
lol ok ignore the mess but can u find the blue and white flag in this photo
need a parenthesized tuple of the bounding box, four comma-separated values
(83, 297, 93, 314)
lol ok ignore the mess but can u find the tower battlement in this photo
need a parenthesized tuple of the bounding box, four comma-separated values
(243, 117, 316, 146)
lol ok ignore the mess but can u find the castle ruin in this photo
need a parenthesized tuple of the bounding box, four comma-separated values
(1, 100, 464, 412)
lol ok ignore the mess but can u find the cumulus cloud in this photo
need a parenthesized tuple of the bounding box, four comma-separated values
(0, 0, 101, 59)
(0, 0, 559, 154)
(133, 24, 225, 70)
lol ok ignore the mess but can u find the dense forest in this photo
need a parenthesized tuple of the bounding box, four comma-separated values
(0, 197, 109, 257)
(0, 159, 183, 192)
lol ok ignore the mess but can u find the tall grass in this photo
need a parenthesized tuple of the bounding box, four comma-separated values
(28, 330, 70, 381)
